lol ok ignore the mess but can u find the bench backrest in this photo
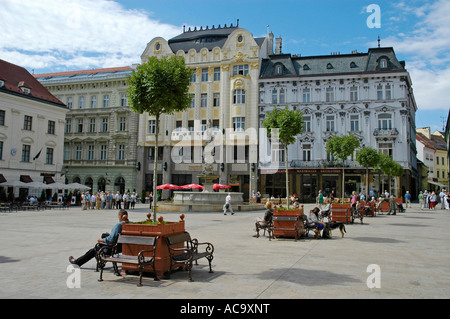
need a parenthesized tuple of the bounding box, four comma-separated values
(166, 232, 192, 246)
(117, 234, 157, 246)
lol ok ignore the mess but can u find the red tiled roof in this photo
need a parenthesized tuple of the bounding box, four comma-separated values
(0, 59, 66, 107)
(416, 132, 447, 151)
(33, 66, 133, 78)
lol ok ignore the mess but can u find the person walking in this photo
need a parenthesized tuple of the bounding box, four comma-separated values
(418, 191, 424, 210)
(439, 189, 446, 210)
(404, 191, 411, 208)
(223, 193, 234, 215)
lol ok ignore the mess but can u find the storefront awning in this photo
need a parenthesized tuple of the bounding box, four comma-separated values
(20, 175, 33, 183)
(44, 176, 55, 184)
(428, 181, 447, 188)
(0, 174, 6, 183)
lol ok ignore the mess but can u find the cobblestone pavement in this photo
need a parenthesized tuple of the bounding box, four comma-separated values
(0, 202, 449, 299)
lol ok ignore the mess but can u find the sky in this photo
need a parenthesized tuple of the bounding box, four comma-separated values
(0, 0, 449, 132)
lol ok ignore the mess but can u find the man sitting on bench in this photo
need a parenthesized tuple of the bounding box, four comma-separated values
(69, 209, 129, 267)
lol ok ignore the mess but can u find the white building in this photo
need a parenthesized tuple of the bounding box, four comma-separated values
(0, 59, 68, 199)
(258, 46, 418, 202)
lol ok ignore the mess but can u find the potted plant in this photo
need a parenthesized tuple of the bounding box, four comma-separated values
(272, 204, 304, 239)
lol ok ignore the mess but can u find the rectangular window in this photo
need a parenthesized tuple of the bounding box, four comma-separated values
(378, 114, 392, 130)
(190, 72, 196, 83)
(213, 93, 220, 107)
(233, 64, 249, 76)
(201, 68, 208, 82)
(377, 85, 383, 100)
(65, 119, 71, 133)
(77, 119, 83, 133)
(23, 115, 32, 131)
(201, 94, 207, 107)
(233, 90, 245, 104)
(303, 144, 311, 161)
(64, 146, 70, 161)
(101, 118, 108, 132)
(148, 120, 156, 134)
(67, 97, 73, 109)
(79, 96, 85, 109)
(47, 120, 55, 134)
(175, 121, 182, 131)
(385, 84, 392, 100)
(326, 88, 334, 102)
(379, 143, 393, 157)
(350, 87, 358, 101)
(118, 145, 125, 160)
(75, 146, 82, 160)
(233, 117, 245, 132)
(213, 119, 220, 131)
(303, 116, 311, 132)
(272, 89, 278, 104)
(89, 118, 96, 133)
(103, 95, 109, 108)
(190, 94, 195, 108)
(279, 88, 285, 104)
(0, 110, 5, 125)
(22, 144, 31, 162)
(213, 67, 220, 81)
(121, 94, 127, 107)
(46, 148, 54, 164)
(87, 145, 94, 160)
(350, 115, 359, 131)
(91, 96, 97, 108)
(119, 117, 126, 131)
(302, 88, 311, 103)
(100, 145, 107, 160)
(188, 120, 194, 132)
(326, 115, 335, 132)
(0, 141, 3, 160)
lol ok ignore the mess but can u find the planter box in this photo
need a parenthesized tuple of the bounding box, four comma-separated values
(121, 219, 185, 276)
(331, 203, 352, 224)
(273, 207, 304, 240)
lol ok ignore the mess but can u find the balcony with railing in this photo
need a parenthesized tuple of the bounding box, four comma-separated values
(373, 128, 399, 138)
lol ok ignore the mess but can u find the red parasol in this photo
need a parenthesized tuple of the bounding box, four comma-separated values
(156, 183, 181, 190)
(213, 183, 231, 191)
(180, 183, 204, 190)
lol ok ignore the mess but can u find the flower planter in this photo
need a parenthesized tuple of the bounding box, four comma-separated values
(273, 206, 304, 239)
(120, 216, 185, 277)
(331, 203, 352, 224)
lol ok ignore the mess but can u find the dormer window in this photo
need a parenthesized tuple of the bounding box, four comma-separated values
(350, 61, 357, 68)
(327, 63, 334, 69)
(303, 64, 310, 71)
(379, 58, 388, 69)
(18, 81, 31, 95)
(274, 64, 283, 75)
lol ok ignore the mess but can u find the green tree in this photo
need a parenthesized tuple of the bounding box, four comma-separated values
(262, 106, 304, 209)
(378, 154, 403, 196)
(326, 135, 360, 202)
(356, 146, 381, 198)
(127, 56, 193, 222)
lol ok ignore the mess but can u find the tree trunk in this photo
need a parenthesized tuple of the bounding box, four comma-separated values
(285, 145, 289, 209)
(342, 164, 345, 203)
(152, 113, 160, 222)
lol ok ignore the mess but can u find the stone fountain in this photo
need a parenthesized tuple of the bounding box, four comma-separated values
(161, 122, 247, 212)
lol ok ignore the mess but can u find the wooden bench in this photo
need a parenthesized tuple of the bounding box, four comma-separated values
(255, 218, 273, 240)
(97, 234, 159, 287)
(331, 204, 353, 224)
(379, 198, 403, 213)
(166, 232, 214, 282)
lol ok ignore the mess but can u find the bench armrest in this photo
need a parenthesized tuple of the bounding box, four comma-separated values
(168, 247, 194, 263)
(191, 239, 214, 255)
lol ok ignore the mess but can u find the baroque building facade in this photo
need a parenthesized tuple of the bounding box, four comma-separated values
(35, 67, 139, 194)
(0, 59, 68, 198)
(137, 23, 272, 199)
(258, 46, 418, 202)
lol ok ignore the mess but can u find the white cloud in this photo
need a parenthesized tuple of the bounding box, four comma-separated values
(0, 0, 181, 72)
(381, 0, 450, 111)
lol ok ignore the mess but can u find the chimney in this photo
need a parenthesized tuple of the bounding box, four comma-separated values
(268, 31, 274, 55)
(275, 37, 282, 54)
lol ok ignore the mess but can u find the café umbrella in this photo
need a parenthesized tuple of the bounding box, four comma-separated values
(156, 184, 181, 190)
(213, 184, 231, 191)
(180, 183, 204, 190)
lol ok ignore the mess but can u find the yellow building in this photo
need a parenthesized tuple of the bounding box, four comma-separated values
(136, 23, 272, 199)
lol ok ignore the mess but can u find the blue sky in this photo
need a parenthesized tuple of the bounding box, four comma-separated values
(0, 0, 448, 131)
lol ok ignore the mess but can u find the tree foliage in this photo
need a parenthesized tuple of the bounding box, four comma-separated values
(326, 135, 360, 164)
(127, 55, 192, 221)
(262, 106, 304, 208)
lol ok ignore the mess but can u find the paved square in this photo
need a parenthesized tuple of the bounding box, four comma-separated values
(0, 203, 449, 299)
